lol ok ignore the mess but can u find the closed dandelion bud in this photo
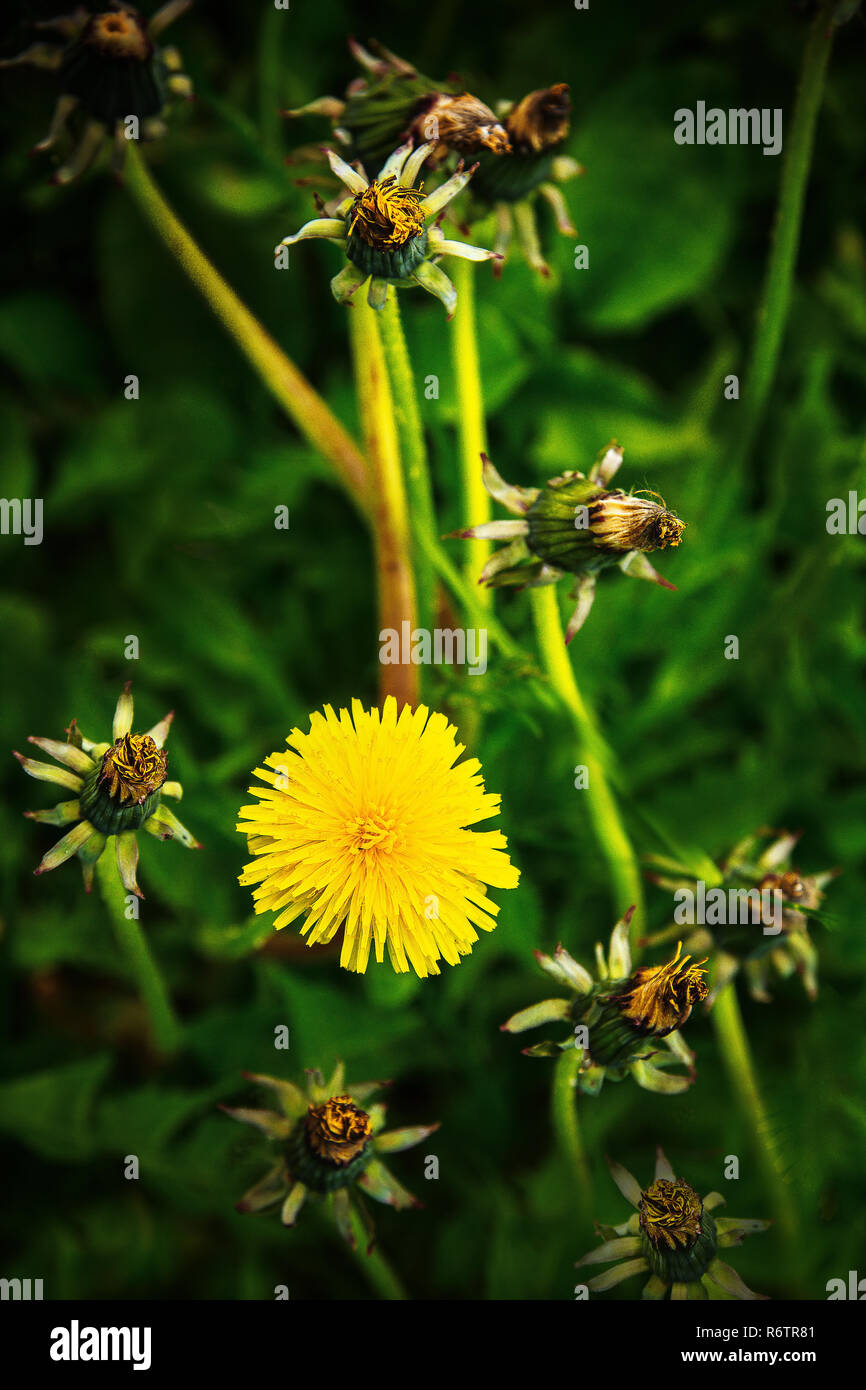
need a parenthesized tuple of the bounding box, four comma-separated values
(61, 10, 161, 125)
(278, 144, 499, 315)
(508, 83, 572, 156)
(639, 1179, 718, 1283)
(410, 92, 511, 157)
(79, 733, 168, 835)
(502, 912, 704, 1095)
(576, 1150, 769, 1299)
(345, 177, 429, 280)
(644, 828, 838, 1003)
(16, 682, 199, 895)
(1, 1, 192, 182)
(526, 476, 685, 572)
(226, 1064, 439, 1248)
(286, 1097, 375, 1193)
(453, 447, 684, 642)
(473, 83, 572, 205)
(297, 40, 510, 175)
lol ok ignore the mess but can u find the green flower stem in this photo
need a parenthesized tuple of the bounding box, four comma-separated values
(348, 295, 419, 709)
(448, 260, 491, 745)
(95, 847, 181, 1056)
(736, 4, 836, 467)
(552, 1046, 593, 1227)
(346, 1207, 407, 1300)
(450, 259, 492, 597)
(377, 290, 436, 635)
(123, 144, 370, 515)
(711, 981, 798, 1249)
(531, 586, 645, 936)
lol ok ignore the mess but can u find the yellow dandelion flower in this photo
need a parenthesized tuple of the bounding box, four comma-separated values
(236, 697, 520, 977)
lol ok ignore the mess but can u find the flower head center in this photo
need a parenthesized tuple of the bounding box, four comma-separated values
(507, 82, 571, 154)
(780, 872, 804, 899)
(655, 513, 685, 548)
(640, 1178, 703, 1250)
(348, 176, 426, 250)
(87, 10, 152, 61)
(99, 733, 167, 805)
(613, 942, 708, 1036)
(589, 492, 685, 552)
(304, 1095, 372, 1166)
(416, 93, 511, 155)
(347, 808, 398, 855)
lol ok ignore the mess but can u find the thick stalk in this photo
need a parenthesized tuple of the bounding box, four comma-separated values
(531, 586, 645, 937)
(711, 981, 798, 1250)
(377, 291, 436, 634)
(123, 144, 370, 514)
(552, 1046, 593, 1227)
(450, 258, 491, 595)
(95, 847, 181, 1055)
(346, 1206, 407, 1300)
(448, 260, 491, 744)
(736, 5, 835, 466)
(349, 297, 419, 708)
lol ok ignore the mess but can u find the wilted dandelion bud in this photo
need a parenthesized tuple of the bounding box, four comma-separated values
(81, 731, 168, 832)
(285, 1094, 376, 1194)
(346, 174, 429, 276)
(644, 828, 838, 1003)
(286, 39, 510, 176)
(641, 1178, 705, 1252)
(576, 1150, 769, 1298)
(609, 944, 709, 1038)
(506, 82, 571, 155)
(277, 142, 500, 315)
(409, 91, 511, 157)
(526, 474, 685, 568)
(502, 911, 704, 1095)
(452, 445, 684, 642)
(303, 1096, 373, 1169)
(278, 140, 500, 312)
(469, 81, 581, 274)
(572, 940, 707, 1083)
(1, 1, 192, 182)
(226, 1063, 439, 1248)
(16, 682, 199, 895)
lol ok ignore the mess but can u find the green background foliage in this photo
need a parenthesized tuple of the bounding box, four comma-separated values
(1, 0, 864, 1300)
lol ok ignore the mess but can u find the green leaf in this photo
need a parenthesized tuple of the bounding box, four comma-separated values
(0, 1056, 111, 1160)
(0, 293, 102, 394)
(92, 1082, 229, 1156)
(554, 65, 745, 330)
